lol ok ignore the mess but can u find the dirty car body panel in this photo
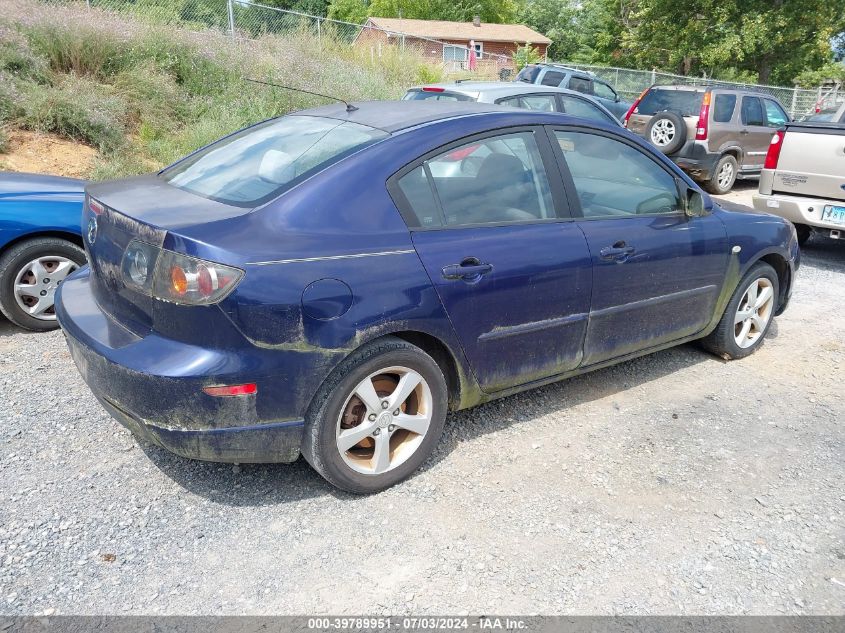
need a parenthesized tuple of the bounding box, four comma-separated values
(56, 101, 799, 464)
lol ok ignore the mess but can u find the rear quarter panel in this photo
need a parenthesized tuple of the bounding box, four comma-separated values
(0, 192, 84, 249)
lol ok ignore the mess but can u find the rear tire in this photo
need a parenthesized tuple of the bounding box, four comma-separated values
(301, 336, 448, 494)
(793, 223, 811, 246)
(0, 237, 86, 332)
(704, 155, 738, 194)
(701, 262, 779, 360)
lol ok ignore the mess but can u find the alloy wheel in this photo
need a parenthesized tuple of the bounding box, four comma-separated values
(717, 161, 735, 190)
(13, 256, 78, 321)
(734, 277, 775, 349)
(336, 366, 433, 475)
(650, 119, 676, 146)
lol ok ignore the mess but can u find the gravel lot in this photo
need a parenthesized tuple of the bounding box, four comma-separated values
(1, 182, 844, 615)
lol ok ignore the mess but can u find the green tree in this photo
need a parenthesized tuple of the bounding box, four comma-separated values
(512, 42, 542, 69)
(327, 0, 369, 23)
(516, 0, 578, 61)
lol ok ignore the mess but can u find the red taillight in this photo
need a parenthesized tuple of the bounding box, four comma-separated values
(196, 264, 214, 297)
(695, 92, 711, 140)
(422, 86, 444, 93)
(89, 198, 105, 215)
(203, 384, 257, 397)
(445, 144, 480, 161)
(764, 130, 785, 170)
(623, 88, 649, 127)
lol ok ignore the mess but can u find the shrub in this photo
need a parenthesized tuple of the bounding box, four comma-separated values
(21, 75, 127, 152)
(24, 23, 129, 79)
(0, 26, 50, 84)
(112, 61, 184, 137)
(0, 126, 9, 154)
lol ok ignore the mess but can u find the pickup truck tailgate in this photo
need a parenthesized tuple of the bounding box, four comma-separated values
(772, 124, 845, 202)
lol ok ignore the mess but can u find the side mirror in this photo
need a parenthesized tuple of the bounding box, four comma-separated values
(678, 178, 706, 217)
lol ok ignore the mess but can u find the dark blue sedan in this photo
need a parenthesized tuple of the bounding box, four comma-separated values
(0, 173, 86, 331)
(56, 101, 799, 493)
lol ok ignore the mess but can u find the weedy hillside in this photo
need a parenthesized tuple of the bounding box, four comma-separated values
(0, 0, 450, 180)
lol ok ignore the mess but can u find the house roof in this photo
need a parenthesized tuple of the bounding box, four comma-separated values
(364, 17, 552, 45)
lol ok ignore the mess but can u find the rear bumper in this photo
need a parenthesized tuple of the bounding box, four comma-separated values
(671, 141, 720, 180)
(56, 268, 304, 463)
(753, 192, 845, 232)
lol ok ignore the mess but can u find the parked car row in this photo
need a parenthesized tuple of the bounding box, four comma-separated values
(4, 70, 839, 493)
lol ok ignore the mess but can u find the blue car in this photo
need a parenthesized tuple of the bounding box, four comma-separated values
(0, 172, 86, 331)
(56, 101, 799, 493)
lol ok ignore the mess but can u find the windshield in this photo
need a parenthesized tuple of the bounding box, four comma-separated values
(637, 89, 704, 117)
(800, 107, 841, 122)
(161, 116, 388, 207)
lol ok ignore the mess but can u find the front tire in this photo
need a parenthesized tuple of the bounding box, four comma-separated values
(701, 262, 779, 360)
(704, 155, 738, 194)
(302, 337, 448, 494)
(0, 237, 86, 332)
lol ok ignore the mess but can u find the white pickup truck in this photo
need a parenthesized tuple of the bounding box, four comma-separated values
(753, 121, 845, 245)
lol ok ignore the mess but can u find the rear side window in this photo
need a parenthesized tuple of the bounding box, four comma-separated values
(560, 95, 616, 125)
(162, 116, 387, 207)
(763, 99, 788, 127)
(396, 132, 555, 227)
(403, 89, 474, 102)
(516, 65, 541, 83)
(712, 94, 736, 122)
(540, 70, 566, 87)
(741, 97, 765, 126)
(568, 76, 592, 94)
(518, 94, 557, 111)
(637, 89, 703, 117)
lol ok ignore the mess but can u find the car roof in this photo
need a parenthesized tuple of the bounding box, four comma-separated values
(291, 100, 508, 133)
(406, 81, 597, 100)
(648, 84, 782, 100)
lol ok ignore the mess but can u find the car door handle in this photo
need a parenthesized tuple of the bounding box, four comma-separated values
(600, 243, 636, 261)
(442, 259, 493, 280)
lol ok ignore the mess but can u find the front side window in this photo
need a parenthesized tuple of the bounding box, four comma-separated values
(712, 94, 737, 123)
(397, 132, 555, 227)
(560, 95, 616, 124)
(162, 116, 387, 207)
(540, 70, 566, 87)
(741, 97, 765, 126)
(593, 81, 616, 100)
(555, 131, 680, 218)
(568, 76, 592, 94)
(763, 99, 788, 128)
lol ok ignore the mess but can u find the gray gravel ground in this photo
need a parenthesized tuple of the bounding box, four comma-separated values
(1, 186, 844, 615)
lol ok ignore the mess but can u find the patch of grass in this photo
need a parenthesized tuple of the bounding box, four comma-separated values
(0, 26, 49, 83)
(21, 74, 127, 152)
(0, 126, 9, 154)
(24, 23, 129, 79)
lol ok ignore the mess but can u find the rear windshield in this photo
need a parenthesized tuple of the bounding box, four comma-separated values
(516, 65, 541, 83)
(637, 89, 704, 117)
(403, 89, 475, 102)
(800, 107, 841, 122)
(161, 116, 387, 207)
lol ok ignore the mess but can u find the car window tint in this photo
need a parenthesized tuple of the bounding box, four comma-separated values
(424, 132, 555, 227)
(637, 89, 703, 117)
(593, 82, 616, 100)
(540, 70, 566, 87)
(555, 131, 680, 218)
(712, 94, 736, 122)
(516, 65, 541, 83)
(397, 166, 442, 228)
(162, 116, 387, 207)
(496, 96, 520, 108)
(560, 95, 616, 124)
(568, 77, 592, 94)
(403, 89, 474, 102)
(763, 99, 788, 128)
(519, 95, 557, 111)
(741, 97, 765, 126)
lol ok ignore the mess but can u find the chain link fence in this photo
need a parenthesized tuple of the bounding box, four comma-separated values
(555, 62, 840, 117)
(78, 0, 841, 116)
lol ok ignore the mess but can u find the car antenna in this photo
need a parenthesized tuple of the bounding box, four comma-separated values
(245, 78, 359, 113)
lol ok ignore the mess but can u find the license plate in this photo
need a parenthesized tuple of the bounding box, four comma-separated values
(822, 205, 845, 226)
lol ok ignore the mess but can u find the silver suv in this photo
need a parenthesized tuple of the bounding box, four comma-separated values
(625, 85, 791, 194)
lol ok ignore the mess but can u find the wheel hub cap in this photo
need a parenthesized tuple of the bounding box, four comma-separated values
(734, 277, 774, 349)
(13, 256, 79, 321)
